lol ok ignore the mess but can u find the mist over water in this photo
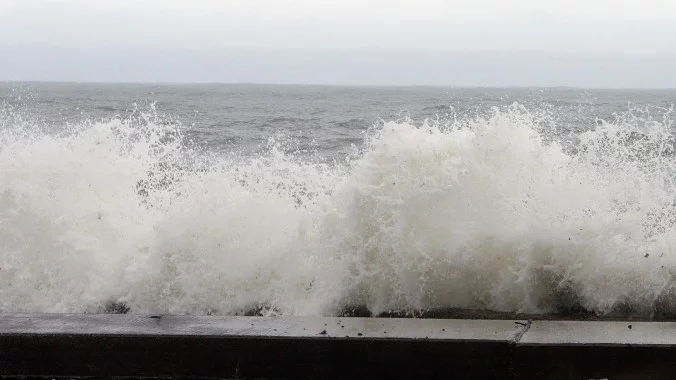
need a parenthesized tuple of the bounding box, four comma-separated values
(2, 84, 676, 318)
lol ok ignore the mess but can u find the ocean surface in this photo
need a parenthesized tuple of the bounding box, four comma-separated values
(2, 82, 676, 318)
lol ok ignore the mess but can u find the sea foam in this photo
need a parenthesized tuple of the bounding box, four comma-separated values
(1, 103, 676, 317)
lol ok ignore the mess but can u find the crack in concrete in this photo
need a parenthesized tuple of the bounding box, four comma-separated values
(508, 320, 532, 379)
(512, 319, 532, 343)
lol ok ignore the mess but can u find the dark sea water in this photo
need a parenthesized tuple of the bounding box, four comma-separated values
(5, 83, 676, 155)
(2, 82, 676, 318)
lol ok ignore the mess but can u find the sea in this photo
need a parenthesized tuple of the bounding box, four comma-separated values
(2, 82, 676, 318)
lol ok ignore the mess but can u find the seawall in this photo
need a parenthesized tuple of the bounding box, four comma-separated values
(1, 314, 675, 379)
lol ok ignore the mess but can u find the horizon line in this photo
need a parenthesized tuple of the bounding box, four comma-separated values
(2, 80, 676, 91)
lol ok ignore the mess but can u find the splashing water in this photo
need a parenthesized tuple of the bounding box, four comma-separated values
(2, 102, 676, 318)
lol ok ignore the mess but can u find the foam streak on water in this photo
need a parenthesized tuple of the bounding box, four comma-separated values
(1, 103, 676, 317)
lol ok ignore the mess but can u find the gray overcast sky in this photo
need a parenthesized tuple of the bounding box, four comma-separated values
(1, 0, 676, 86)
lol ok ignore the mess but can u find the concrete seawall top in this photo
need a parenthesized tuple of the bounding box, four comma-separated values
(1, 314, 676, 379)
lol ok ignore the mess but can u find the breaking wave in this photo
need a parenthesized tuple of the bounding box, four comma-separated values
(2, 103, 676, 318)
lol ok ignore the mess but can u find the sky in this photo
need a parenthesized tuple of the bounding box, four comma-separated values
(1, 0, 676, 86)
